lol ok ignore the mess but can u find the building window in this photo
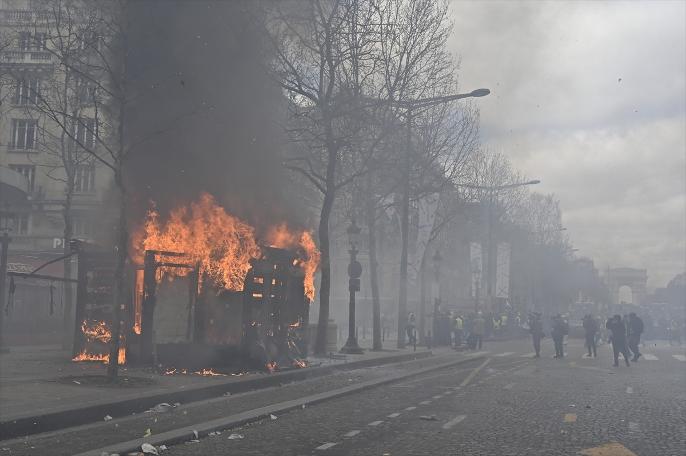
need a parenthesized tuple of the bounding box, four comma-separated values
(17, 31, 46, 51)
(71, 216, 94, 238)
(70, 118, 96, 150)
(13, 76, 40, 105)
(0, 214, 30, 235)
(8, 164, 36, 192)
(73, 164, 95, 193)
(10, 119, 38, 150)
(73, 77, 96, 104)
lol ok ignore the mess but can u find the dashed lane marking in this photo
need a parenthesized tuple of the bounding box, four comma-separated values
(404, 406, 417, 411)
(563, 413, 577, 423)
(344, 430, 360, 438)
(419, 400, 432, 405)
(387, 413, 401, 418)
(579, 442, 638, 455)
(460, 357, 491, 387)
(368, 420, 383, 426)
(672, 354, 686, 362)
(441, 414, 467, 429)
(432, 395, 442, 399)
(493, 352, 515, 357)
(626, 386, 633, 394)
(642, 353, 658, 360)
(315, 443, 338, 450)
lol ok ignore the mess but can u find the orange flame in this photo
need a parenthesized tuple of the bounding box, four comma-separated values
(266, 361, 278, 373)
(193, 368, 227, 377)
(133, 193, 320, 299)
(72, 320, 126, 365)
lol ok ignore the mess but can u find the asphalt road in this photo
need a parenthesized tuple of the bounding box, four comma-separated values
(158, 339, 686, 456)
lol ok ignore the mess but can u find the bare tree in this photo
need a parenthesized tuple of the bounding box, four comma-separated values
(265, 0, 393, 355)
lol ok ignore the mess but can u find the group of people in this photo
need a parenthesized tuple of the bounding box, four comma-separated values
(527, 312, 645, 366)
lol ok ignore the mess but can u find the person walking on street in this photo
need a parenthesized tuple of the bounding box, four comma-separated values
(453, 314, 464, 348)
(583, 314, 598, 358)
(529, 312, 544, 358)
(627, 313, 644, 362)
(606, 314, 631, 367)
(472, 312, 485, 350)
(551, 314, 568, 358)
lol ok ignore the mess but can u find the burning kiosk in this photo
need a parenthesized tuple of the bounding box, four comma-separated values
(72, 194, 318, 372)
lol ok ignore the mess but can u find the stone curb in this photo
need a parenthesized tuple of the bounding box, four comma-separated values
(75, 353, 485, 456)
(0, 350, 432, 440)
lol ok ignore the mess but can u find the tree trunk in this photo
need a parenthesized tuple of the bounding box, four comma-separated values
(61, 191, 74, 350)
(366, 187, 382, 350)
(107, 175, 127, 378)
(419, 252, 426, 344)
(397, 108, 412, 348)
(314, 190, 334, 356)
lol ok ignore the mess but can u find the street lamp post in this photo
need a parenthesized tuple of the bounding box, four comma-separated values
(341, 219, 364, 354)
(397, 88, 490, 349)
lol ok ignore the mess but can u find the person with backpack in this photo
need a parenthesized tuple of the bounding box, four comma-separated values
(606, 314, 631, 367)
(583, 314, 599, 358)
(627, 313, 644, 362)
(551, 314, 568, 358)
(528, 312, 544, 358)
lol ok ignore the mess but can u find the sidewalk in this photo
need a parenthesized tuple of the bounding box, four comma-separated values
(0, 341, 436, 439)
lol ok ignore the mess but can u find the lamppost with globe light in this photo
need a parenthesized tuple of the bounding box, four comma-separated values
(340, 219, 364, 354)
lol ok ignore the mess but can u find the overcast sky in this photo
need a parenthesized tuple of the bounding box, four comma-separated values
(448, 0, 686, 289)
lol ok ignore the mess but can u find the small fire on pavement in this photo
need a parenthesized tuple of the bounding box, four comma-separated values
(72, 319, 126, 365)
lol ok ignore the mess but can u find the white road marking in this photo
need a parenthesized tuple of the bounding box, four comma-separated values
(387, 413, 401, 418)
(419, 400, 431, 405)
(642, 353, 658, 360)
(315, 443, 338, 450)
(404, 406, 417, 411)
(494, 352, 515, 357)
(460, 358, 491, 387)
(672, 354, 686, 362)
(521, 352, 536, 358)
(626, 386, 633, 394)
(368, 420, 383, 426)
(503, 383, 515, 390)
(441, 414, 467, 429)
(432, 395, 442, 399)
(344, 430, 360, 437)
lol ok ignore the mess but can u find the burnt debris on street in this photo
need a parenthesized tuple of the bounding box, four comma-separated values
(0, 1, 684, 455)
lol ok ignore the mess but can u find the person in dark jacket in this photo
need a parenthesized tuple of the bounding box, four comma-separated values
(583, 314, 598, 357)
(551, 315, 568, 358)
(529, 312, 544, 358)
(606, 314, 631, 367)
(627, 313, 644, 361)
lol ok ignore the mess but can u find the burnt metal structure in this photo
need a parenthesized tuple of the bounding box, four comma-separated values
(242, 246, 309, 367)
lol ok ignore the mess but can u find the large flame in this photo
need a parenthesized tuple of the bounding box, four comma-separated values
(133, 193, 319, 300)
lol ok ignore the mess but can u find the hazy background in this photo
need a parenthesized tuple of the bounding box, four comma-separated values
(448, 0, 686, 288)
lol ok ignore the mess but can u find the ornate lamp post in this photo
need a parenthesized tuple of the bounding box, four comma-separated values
(340, 219, 364, 354)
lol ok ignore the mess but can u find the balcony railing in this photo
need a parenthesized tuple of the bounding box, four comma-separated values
(1, 50, 53, 65)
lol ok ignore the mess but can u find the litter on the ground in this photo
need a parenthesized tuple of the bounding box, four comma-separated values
(72, 380, 81, 385)
(143, 428, 152, 437)
(141, 443, 159, 455)
(159, 445, 167, 451)
(270, 414, 277, 420)
(209, 431, 222, 436)
(147, 403, 173, 413)
(228, 433, 244, 440)
(103, 415, 113, 421)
